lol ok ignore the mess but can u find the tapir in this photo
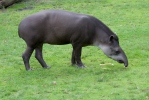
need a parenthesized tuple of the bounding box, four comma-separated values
(18, 10, 128, 70)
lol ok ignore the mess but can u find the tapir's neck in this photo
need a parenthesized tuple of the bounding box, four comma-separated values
(92, 32, 109, 46)
(92, 23, 116, 47)
(93, 40, 107, 51)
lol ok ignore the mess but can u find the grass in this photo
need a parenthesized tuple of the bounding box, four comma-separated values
(0, 0, 149, 99)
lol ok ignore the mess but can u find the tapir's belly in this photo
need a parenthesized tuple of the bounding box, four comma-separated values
(43, 27, 75, 45)
(42, 21, 83, 45)
(44, 33, 71, 45)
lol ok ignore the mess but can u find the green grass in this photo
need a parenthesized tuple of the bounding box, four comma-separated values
(0, 0, 149, 99)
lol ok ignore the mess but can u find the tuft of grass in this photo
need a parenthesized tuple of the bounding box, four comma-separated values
(0, 0, 149, 99)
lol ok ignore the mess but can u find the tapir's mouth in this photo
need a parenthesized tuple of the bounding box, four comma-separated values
(117, 60, 128, 67)
(117, 60, 124, 63)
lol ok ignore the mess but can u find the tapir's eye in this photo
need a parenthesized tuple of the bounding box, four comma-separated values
(115, 50, 120, 55)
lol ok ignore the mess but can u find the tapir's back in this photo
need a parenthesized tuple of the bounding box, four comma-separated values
(18, 10, 96, 45)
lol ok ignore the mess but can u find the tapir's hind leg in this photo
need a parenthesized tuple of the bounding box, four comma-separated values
(35, 44, 50, 69)
(22, 46, 34, 70)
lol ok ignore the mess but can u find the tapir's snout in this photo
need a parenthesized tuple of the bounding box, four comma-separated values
(123, 57, 128, 67)
(117, 58, 128, 67)
(124, 63, 128, 67)
(121, 51, 128, 67)
(112, 55, 128, 67)
(116, 50, 128, 67)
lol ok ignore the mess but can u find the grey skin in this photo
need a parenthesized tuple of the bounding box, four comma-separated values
(18, 10, 128, 70)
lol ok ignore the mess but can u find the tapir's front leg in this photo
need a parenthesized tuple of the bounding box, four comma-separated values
(72, 44, 86, 68)
(71, 50, 76, 66)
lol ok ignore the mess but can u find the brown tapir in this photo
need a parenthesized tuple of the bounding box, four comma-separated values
(18, 10, 128, 70)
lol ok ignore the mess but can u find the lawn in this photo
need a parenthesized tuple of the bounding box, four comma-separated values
(0, 0, 149, 99)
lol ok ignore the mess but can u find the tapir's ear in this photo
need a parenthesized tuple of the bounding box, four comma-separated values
(109, 35, 114, 43)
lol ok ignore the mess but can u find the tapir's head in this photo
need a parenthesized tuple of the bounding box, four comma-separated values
(94, 34, 128, 67)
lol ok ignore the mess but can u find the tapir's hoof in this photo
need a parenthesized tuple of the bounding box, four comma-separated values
(43, 66, 50, 69)
(72, 63, 86, 68)
(26, 68, 33, 71)
(77, 64, 86, 68)
(72, 64, 76, 66)
(79, 65, 86, 68)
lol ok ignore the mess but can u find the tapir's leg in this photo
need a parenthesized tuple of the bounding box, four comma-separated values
(72, 44, 85, 68)
(22, 46, 34, 70)
(35, 44, 50, 69)
(71, 50, 76, 66)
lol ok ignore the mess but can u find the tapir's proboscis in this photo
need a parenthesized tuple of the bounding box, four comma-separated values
(18, 10, 128, 70)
